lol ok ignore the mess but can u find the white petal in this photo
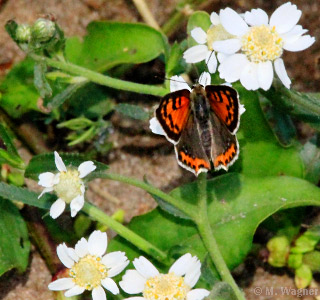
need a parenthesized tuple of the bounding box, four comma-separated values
(187, 289, 210, 300)
(149, 117, 165, 136)
(108, 260, 130, 277)
(170, 75, 191, 92)
(88, 230, 108, 257)
(281, 25, 308, 44)
(54, 151, 67, 172)
(78, 161, 96, 178)
(219, 7, 249, 36)
(38, 172, 55, 188)
(133, 256, 159, 279)
(48, 278, 75, 291)
(184, 257, 201, 288)
(198, 72, 211, 87)
(70, 195, 84, 217)
(210, 12, 220, 25)
(283, 35, 315, 52)
(274, 58, 291, 89)
(57, 243, 75, 268)
(217, 52, 229, 63)
(257, 61, 274, 91)
(239, 104, 246, 115)
(218, 54, 249, 82)
(102, 251, 128, 269)
(205, 51, 217, 73)
(169, 253, 192, 275)
(38, 186, 53, 199)
(66, 246, 79, 263)
(244, 8, 268, 26)
(212, 39, 241, 54)
(119, 270, 146, 294)
(50, 198, 66, 219)
(240, 62, 260, 90)
(75, 237, 89, 258)
(183, 45, 209, 63)
(101, 278, 119, 295)
(269, 2, 302, 34)
(65, 285, 85, 297)
(124, 297, 145, 300)
(191, 27, 207, 44)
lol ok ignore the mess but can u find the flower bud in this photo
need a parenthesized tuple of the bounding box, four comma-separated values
(31, 18, 56, 42)
(267, 236, 290, 267)
(16, 24, 31, 43)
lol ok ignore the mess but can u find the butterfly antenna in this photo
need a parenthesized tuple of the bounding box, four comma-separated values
(205, 51, 214, 73)
(154, 75, 187, 84)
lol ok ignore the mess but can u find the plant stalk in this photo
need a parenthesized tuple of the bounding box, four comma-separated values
(195, 173, 246, 300)
(29, 54, 168, 97)
(82, 202, 168, 263)
(132, 0, 161, 30)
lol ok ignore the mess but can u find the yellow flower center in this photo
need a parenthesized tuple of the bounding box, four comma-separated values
(241, 25, 283, 63)
(53, 170, 83, 203)
(143, 273, 190, 300)
(69, 255, 108, 291)
(206, 24, 235, 51)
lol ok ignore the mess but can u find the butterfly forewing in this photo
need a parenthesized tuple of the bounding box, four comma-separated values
(205, 85, 240, 134)
(155, 89, 191, 143)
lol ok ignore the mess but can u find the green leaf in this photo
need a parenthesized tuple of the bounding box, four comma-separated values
(300, 137, 320, 184)
(0, 198, 30, 276)
(25, 152, 109, 182)
(115, 103, 149, 121)
(0, 58, 40, 118)
(65, 21, 167, 72)
(108, 174, 320, 275)
(0, 182, 53, 209)
(233, 85, 304, 178)
(34, 61, 52, 98)
(291, 226, 320, 254)
(205, 282, 237, 300)
(0, 123, 19, 157)
(187, 11, 211, 47)
(165, 41, 187, 78)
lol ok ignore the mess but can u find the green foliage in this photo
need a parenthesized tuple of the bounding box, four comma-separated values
(65, 21, 167, 72)
(115, 103, 150, 121)
(108, 174, 320, 276)
(34, 61, 52, 98)
(205, 282, 237, 300)
(0, 198, 30, 276)
(187, 11, 211, 47)
(300, 137, 320, 184)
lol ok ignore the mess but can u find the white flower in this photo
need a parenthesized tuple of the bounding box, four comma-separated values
(119, 253, 209, 300)
(48, 230, 129, 300)
(183, 12, 235, 73)
(38, 151, 96, 219)
(215, 2, 315, 90)
(149, 72, 245, 136)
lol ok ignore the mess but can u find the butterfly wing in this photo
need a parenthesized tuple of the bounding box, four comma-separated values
(209, 113, 239, 171)
(155, 89, 191, 144)
(175, 113, 211, 176)
(205, 85, 240, 134)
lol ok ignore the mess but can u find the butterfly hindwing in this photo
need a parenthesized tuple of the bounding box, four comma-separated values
(155, 89, 191, 143)
(175, 113, 211, 175)
(209, 113, 239, 171)
(205, 85, 240, 134)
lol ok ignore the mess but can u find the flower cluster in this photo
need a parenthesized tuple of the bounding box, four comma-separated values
(184, 2, 315, 90)
(49, 230, 209, 300)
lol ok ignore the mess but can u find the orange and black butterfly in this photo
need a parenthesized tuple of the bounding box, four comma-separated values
(154, 73, 241, 176)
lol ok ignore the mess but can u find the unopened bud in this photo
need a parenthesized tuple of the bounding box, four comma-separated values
(267, 236, 290, 267)
(16, 24, 31, 43)
(32, 18, 56, 42)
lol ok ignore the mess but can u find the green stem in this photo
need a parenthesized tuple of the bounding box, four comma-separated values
(100, 172, 195, 218)
(195, 173, 246, 300)
(82, 202, 168, 263)
(29, 54, 168, 97)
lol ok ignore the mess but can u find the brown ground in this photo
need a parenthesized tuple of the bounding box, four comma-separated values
(0, 0, 320, 299)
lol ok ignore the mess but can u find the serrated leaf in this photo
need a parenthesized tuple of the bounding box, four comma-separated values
(115, 103, 149, 121)
(65, 21, 167, 72)
(300, 138, 320, 184)
(0, 182, 53, 209)
(25, 152, 109, 181)
(0, 198, 30, 275)
(205, 282, 237, 300)
(34, 61, 52, 98)
(0, 123, 19, 157)
(108, 174, 320, 276)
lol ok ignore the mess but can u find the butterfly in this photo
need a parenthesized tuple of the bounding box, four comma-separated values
(153, 73, 241, 176)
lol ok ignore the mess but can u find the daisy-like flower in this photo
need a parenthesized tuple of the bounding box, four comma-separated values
(48, 230, 129, 300)
(119, 253, 210, 300)
(215, 2, 315, 90)
(149, 72, 245, 136)
(183, 12, 235, 73)
(38, 151, 96, 219)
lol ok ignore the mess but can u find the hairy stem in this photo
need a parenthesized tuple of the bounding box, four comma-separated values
(195, 173, 246, 300)
(29, 54, 168, 97)
(132, 0, 161, 30)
